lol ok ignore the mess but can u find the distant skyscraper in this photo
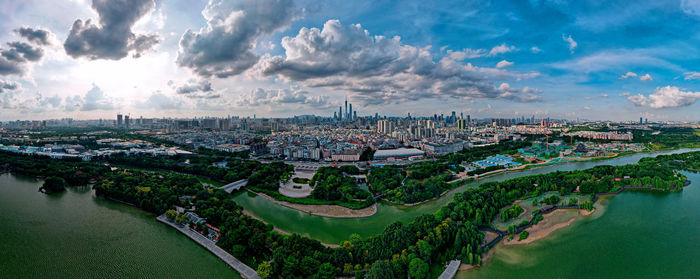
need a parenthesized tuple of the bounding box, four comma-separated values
(353, 111, 357, 121)
(117, 114, 123, 128)
(349, 103, 353, 121)
(124, 115, 130, 129)
(640, 117, 643, 124)
(457, 119, 467, 129)
(378, 120, 393, 135)
(339, 106, 343, 121)
(344, 98, 348, 120)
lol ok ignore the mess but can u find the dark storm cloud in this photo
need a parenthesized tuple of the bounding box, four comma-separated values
(176, 0, 296, 78)
(14, 27, 52, 45)
(175, 80, 213, 94)
(64, 0, 160, 60)
(0, 41, 45, 76)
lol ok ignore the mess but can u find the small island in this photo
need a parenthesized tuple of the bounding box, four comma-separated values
(40, 176, 68, 194)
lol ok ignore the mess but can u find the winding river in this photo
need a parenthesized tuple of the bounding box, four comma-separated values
(232, 149, 700, 244)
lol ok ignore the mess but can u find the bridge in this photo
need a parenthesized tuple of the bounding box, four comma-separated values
(219, 179, 248, 193)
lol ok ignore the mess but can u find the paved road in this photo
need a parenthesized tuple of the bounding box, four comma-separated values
(157, 215, 260, 279)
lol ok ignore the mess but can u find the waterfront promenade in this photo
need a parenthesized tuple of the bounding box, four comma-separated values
(157, 214, 260, 279)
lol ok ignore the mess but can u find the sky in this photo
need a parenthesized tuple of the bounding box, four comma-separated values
(2, 0, 700, 121)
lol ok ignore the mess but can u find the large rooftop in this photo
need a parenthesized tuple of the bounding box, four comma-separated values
(373, 148, 425, 158)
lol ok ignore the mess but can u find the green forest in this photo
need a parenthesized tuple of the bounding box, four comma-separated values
(310, 166, 372, 206)
(367, 162, 456, 204)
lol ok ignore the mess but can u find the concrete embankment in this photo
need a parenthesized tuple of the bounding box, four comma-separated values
(157, 214, 260, 279)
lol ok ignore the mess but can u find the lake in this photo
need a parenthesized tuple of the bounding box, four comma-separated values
(0, 174, 240, 279)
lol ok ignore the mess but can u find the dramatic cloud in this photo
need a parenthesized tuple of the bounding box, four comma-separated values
(176, 0, 296, 78)
(619, 72, 638, 79)
(0, 41, 45, 76)
(0, 80, 19, 93)
(628, 86, 700, 108)
(260, 20, 540, 105)
(496, 60, 514, 68)
(64, 0, 161, 60)
(64, 84, 115, 111)
(683, 71, 700, 80)
(562, 34, 577, 53)
(14, 27, 53, 45)
(640, 73, 653, 81)
(238, 87, 332, 108)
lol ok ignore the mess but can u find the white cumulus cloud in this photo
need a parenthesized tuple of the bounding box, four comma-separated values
(627, 86, 700, 108)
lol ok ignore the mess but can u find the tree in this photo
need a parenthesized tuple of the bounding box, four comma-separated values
(41, 176, 67, 193)
(175, 213, 187, 225)
(366, 261, 395, 279)
(408, 258, 429, 279)
(256, 261, 272, 279)
(300, 256, 320, 276)
(316, 263, 336, 279)
(165, 209, 177, 220)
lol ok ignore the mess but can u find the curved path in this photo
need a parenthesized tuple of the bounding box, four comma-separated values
(234, 148, 699, 244)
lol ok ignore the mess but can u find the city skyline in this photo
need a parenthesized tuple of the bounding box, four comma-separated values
(2, 0, 700, 121)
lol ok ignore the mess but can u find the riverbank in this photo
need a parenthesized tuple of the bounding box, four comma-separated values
(247, 189, 378, 218)
(157, 214, 259, 279)
(242, 209, 340, 248)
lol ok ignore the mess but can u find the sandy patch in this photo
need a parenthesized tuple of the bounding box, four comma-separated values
(503, 210, 578, 246)
(579, 208, 595, 216)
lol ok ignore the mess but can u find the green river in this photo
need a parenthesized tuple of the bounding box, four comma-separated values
(1, 149, 698, 278)
(232, 149, 699, 244)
